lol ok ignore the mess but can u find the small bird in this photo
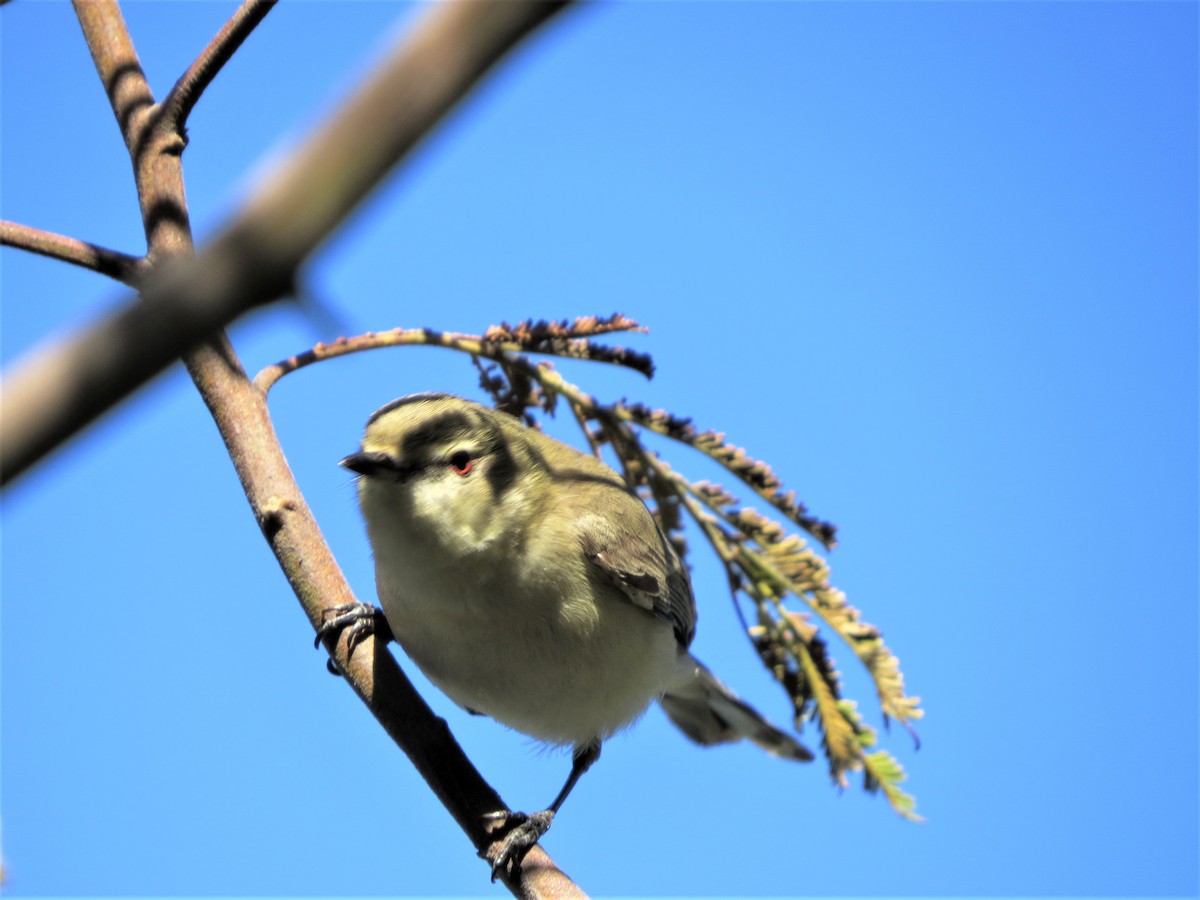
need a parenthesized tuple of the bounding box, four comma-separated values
(336, 393, 811, 875)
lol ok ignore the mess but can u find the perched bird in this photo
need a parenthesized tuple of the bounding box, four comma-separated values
(335, 393, 811, 875)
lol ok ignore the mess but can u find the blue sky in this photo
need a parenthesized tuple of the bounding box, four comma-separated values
(1, 2, 1196, 896)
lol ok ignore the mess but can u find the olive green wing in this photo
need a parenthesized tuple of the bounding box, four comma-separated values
(578, 500, 696, 648)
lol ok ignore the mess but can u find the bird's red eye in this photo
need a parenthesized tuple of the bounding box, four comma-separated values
(449, 450, 473, 476)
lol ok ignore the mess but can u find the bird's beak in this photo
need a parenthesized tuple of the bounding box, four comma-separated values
(339, 450, 399, 477)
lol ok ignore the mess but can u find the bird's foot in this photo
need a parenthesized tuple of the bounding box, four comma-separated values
(482, 809, 555, 881)
(314, 603, 392, 673)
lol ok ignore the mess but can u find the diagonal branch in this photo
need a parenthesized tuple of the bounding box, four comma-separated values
(0, 0, 573, 486)
(5, 2, 586, 895)
(0, 220, 144, 285)
(73, 0, 157, 160)
(194, 362, 585, 897)
(71, 0, 191, 257)
(161, 0, 278, 134)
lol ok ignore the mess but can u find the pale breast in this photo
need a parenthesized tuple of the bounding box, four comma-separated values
(376, 538, 680, 747)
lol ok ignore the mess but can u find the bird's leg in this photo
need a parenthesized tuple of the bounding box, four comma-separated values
(314, 602, 393, 674)
(484, 741, 601, 880)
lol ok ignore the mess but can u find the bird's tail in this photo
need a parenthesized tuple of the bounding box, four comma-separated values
(660, 656, 813, 761)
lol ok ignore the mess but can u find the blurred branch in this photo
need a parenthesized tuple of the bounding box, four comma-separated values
(0, 221, 144, 285)
(161, 0, 278, 133)
(0, 1, 586, 894)
(0, 0, 572, 486)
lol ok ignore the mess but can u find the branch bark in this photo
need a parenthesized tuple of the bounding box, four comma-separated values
(161, 0, 278, 134)
(3, 3, 585, 896)
(0, 220, 143, 285)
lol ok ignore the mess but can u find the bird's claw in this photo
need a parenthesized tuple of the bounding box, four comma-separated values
(314, 603, 390, 674)
(483, 809, 555, 881)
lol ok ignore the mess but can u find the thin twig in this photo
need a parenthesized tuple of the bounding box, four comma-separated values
(161, 0, 278, 133)
(0, 220, 144, 285)
(254, 316, 646, 394)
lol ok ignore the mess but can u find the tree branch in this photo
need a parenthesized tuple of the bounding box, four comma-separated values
(253, 316, 651, 394)
(3, 2, 587, 895)
(71, 0, 192, 257)
(161, 0, 278, 134)
(73, 0, 157, 160)
(0, 0, 573, 486)
(0, 220, 143, 285)
(194, 366, 584, 898)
